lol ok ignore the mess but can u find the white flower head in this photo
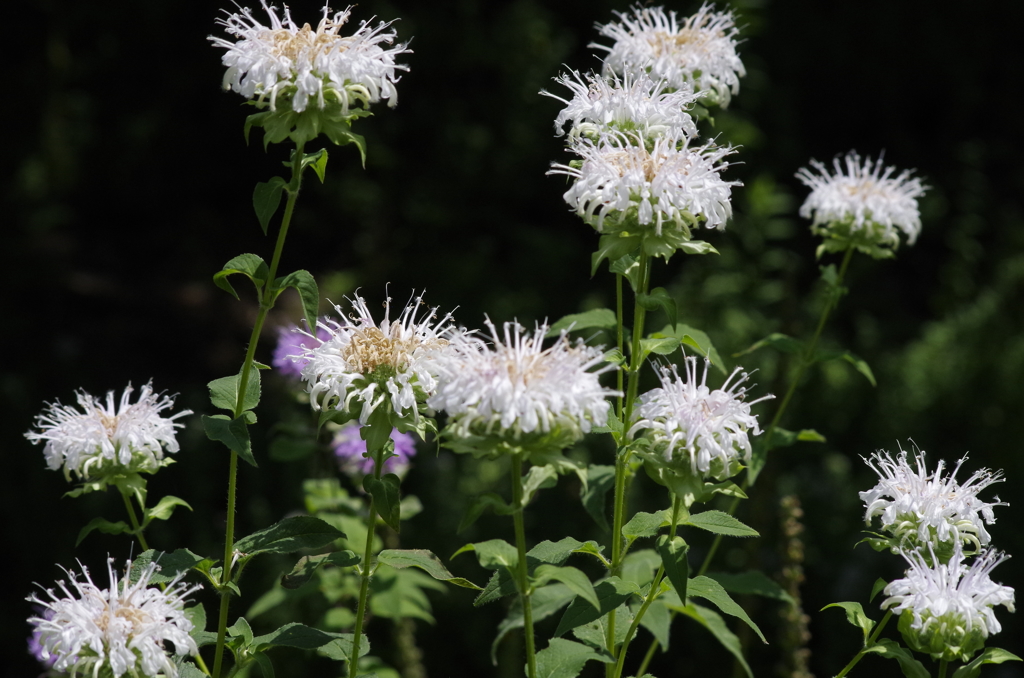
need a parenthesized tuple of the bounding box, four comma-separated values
(630, 357, 771, 481)
(24, 382, 192, 483)
(549, 131, 739, 246)
(796, 151, 928, 255)
(593, 3, 745, 107)
(883, 546, 1015, 661)
(860, 448, 1005, 558)
(27, 559, 200, 678)
(543, 70, 698, 140)
(428, 319, 617, 448)
(210, 1, 411, 113)
(302, 292, 457, 423)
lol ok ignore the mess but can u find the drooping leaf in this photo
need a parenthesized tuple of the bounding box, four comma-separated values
(814, 349, 877, 386)
(533, 565, 599, 611)
(580, 465, 615, 532)
(376, 549, 482, 590)
(213, 253, 270, 300)
(527, 538, 587, 566)
(250, 622, 343, 652)
(546, 309, 617, 337)
(870, 577, 888, 602)
(640, 336, 681, 361)
(76, 517, 129, 546)
(554, 576, 640, 637)
(676, 604, 752, 678)
(951, 647, 1022, 678)
(687, 576, 765, 643)
(610, 254, 641, 291)
(492, 584, 576, 664)
(736, 332, 804, 357)
(707, 571, 795, 605)
(144, 495, 192, 523)
(363, 473, 402, 532)
(684, 511, 758, 537)
(281, 551, 359, 589)
(452, 539, 519, 571)
(252, 653, 275, 678)
(658, 324, 726, 372)
(522, 464, 559, 503)
(636, 287, 678, 329)
(253, 177, 288, 235)
(639, 598, 672, 651)
(656, 535, 689, 603)
(862, 639, 930, 678)
(273, 270, 320, 341)
(235, 516, 344, 558)
(301, 148, 329, 183)
(458, 493, 515, 532)
(202, 414, 257, 467)
(535, 638, 613, 678)
(822, 601, 875, 641)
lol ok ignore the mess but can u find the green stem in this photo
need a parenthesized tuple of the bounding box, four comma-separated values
(511, 453, 538, 678)
(212, 142, 307, 678)
(616, 273, 625, 421)
(120, 490, 150, 553)
(349, 443, 384, 678)
(938, 659, 948, 678)
(834, 610, 892, 678)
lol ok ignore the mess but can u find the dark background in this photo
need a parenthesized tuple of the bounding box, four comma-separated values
(4, 0, 1024, 676)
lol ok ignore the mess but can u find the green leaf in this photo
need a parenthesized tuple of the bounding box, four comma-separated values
(951, 647, 1022, 678)
(636, 287, 678, 329)
(749, 427, 826, 484)
(252, 653, 275, 678)
(208, 369, 261, 413)
(610, 254, 641, 291)
(458, 493, 515, 532)
(822, 601, 875, 641)
(656, 535, 689, 603)
(592, 233, 641, 276)
(363, 473, 402, 532)
(535, 638, 613, 678)
(657, 324, 726, 373)
(235, 516, 345, 558)
(377, 549, 482, 590)
(736, 332, 804, 357)
(281, 551, 360, 589)
(870, 577, 888, 602)
(251, 622, 342, 652)
(453, 539, 519, 571)
(640, 336, 681, 361)
(273, 270, 320, 340)
(677, 604, 752, 678)
(301, 148, 329, 183)
(546, 309, 617, 337)
(639, 598, 672, 651)
(529, 537, 587, 566)
(474, 568, 517, 606)
(533, 565, 599, 611)
(621, 549, 661, 588)
(677, 240, 718, 256)
(184, 603, 217, 649)
(144, 495, 192, 524)
(227, 617, 254, 645)
(522, 464, 559, 503)
(572, 602, 633, 650)
(318, 634, 370, 662)
(492, 584, 576, 664)
(707, 571, 795, 606)
(253, 177, 288, 235)
(622, 511, 665, 544)
(580, 465, 615, 532)
(814, 349, 877, 386)
(76, 517, 129, 545)
(213, 253, 269, 300)
(684, 511, 758, 537)
(863, 639, 930, 678)
(131, 549, 207, 585)
(202, 414, 257, 468)
(554, 576, 640, 637)
(687, 576, 765, 643)
(178, 661, 207, 678)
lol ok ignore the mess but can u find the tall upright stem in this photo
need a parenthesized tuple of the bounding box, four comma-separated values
(511, 453, 538, 678)
(120, 490, 150, 553)
(212, 142, 307, 678)
(349, 440, 385, 678)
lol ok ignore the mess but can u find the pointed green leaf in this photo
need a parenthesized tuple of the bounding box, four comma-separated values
(458, 493, 515, 532)
(363, 473, 402, 532)
(580, 465, 615, 532)
(529, 537, 587, 566)
(592, 234, 641, 276)
(522, 464, 559, 503)
(640, 336, 681, 361)
(377, 549, 482, 590)
(656, 535, 689, 603)
(815, 349, 877, 386)
(235, 516, 344, 557)
(863, 639, 929, 678)
(639, 598, 672, 651)
(253, 177, 287, 235)
(687, 575, 765, 643)
(202, 414, 257, 467)
(177, 661, 207, 678)
(251, 622, 341, 652)
(554, 576, 640, 637)
(736, 332, 804, 357)
(870, 577, 888, 602)
(677, 240, 718, 256)
(658, 324, 726, 373)
(951, 647, 1022, 678)
(677, 604, 752, 678)
(252, 653, 275, 678)
(318, 633, 370, 662)
(546, 309, 617, 337)
(636, 287, 678, 329)
(145, 495, 192, 523)
(622, 511, 666, 543)
(227, 617, 254, 645)
(301, 148, 329, 183)
(684, 511, 758, 537)
(130, 549, 207, 585)
(474, 568, 517, 606)
(492, 583, 576, 664)
(76, 517, 129, 546)
(822, 601, 875, 641)
(281, 551, 359, 589)
(208, 369, 261, 413)
(536, 638, 613, 678)
(707, 571, 795, 606)
(453, 539, 519, 571)
(273, 270, 319, 341)
(609, 254, 641, 292)
(533, 565, 599, 611)
(213, 253, 270, 299)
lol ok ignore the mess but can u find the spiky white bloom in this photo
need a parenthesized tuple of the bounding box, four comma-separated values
(302, 293, 457, 423)
(543, 70, 698, 139)
(796, 151, 928, 248)
(27, 559, 200, 678)
(549, 131, 738, 234)
(593, 4, 745, 107)
(629, 357, 771, 480)
(883, 547, 1015, 661)
(210, 1, 411, 113)
(24, 383, 191, 482)
(428, 319, 616, 442)
(860, 448, 1005, 554)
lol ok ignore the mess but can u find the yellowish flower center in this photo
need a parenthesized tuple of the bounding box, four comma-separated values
(260, 20, 350, 63)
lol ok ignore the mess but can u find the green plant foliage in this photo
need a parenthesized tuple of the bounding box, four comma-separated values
(130, 548, 208, 584)
(272, 270, 320, 338)
(862, 639, 929, 678)
(202, 414, 257, 467)
(75, 517, 129, 545)
(362, 473, 402, 532)
(823, 601, 876, 642)
(686, 576, 765, 643)
(534, 638, 613, 678)
(554, 577, 639, 637)
(656, 535, 689, 602)
(492, 584, 577, 663)
(546, 308, 618, 337)
(951, 647, 1023, 678)
(706, 571, 795, 605)
(213, 253, 270, 300)
(376, 549, 482, 590)
(235, 516, 345, 560)
(253, 178, 287, 235)
(208, 369, 261, 414)
(674, 603, 753, 678)
(683, 511, 759, 537)
(281, 551, 360, 589)
(533, 565, 599, 611)
(580, 465, 615, 531)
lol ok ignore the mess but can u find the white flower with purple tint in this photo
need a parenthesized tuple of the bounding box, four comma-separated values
(883, 546, 1015, 661)
(332, 421, 417, 478)
(543, 70, 698, 140)
(860, 448, 1005, 557)
(210, 1, 411, 114)
(629, 357, 771, 480)
(27, 559, 199, 678)
(593, 4, 745, 107)
(25, 383, 192, 482)
(273, 323, 331, 379)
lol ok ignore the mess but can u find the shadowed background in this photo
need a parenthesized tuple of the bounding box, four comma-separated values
(4, 0, 1023, 676)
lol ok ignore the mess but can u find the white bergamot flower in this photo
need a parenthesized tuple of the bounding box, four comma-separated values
(883, 546, 1015, 662)
(629, 357, 772, 481)
(548, 131, 738, 256)
(542, 70, 698, 140)
(428, 319, 616, 450)
(860, 447, 1005, 559)
(210, 1, 411, 114)
(593, 3, 745, 108)
(796, 151, 928, 257)
(27, 559, 200, 678)
(24, 382, 192, 483)
(301, 292, 457, 423)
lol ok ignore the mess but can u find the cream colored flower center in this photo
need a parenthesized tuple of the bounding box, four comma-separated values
(261, 20, 350, 62)
(649, 28, 718, 57)
(342, 327, 446, 376)
(96, 409, 118, 438)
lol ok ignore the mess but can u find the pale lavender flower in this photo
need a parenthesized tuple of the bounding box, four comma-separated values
(210, 1, 411, 113)
(629, 357, 772, 480)
(27, 606, 59, 668)
(796, 151, 928, 249)
(332, 421, 417, 478)
(25, 383, 192, 482)
(27, 559, 200, 678)
(860, 448, 1005, 554)
(593, 4, 745, 107)
(883, 546, 1015, 661)
(273, 324, 331, 379)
